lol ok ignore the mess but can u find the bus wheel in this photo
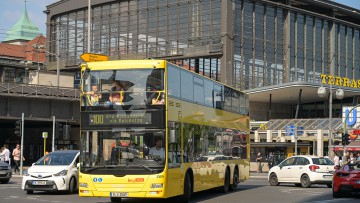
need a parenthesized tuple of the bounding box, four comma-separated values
(221, 168, 230, 193)
(178, 173, 192, 203)
(230, 167, 239, 191)
(110, 197, 122, 202)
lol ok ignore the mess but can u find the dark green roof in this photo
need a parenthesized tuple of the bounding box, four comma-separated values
(3, 4, 42, 42)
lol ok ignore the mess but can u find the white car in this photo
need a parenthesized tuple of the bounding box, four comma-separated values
(22, 150, 79, 194)
(268, 155, 335, 188)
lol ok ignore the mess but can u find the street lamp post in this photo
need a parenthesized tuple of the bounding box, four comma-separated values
(318, 86, 344, 159)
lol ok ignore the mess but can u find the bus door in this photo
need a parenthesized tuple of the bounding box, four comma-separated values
(166, 123, 182, 197)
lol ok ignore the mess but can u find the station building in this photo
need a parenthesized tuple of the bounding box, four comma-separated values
(45, 0, 360, 164)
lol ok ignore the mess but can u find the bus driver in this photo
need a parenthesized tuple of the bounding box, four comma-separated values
(148, 138, 165, 159)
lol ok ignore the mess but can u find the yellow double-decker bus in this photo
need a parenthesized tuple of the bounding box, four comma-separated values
(79, 60, 250, 202)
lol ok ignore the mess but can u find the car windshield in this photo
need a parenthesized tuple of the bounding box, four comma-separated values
(311, 158, 334, 165)
(35, 152, 77, 166)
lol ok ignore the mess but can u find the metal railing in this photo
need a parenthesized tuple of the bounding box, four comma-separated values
(0, 82, 80, 100)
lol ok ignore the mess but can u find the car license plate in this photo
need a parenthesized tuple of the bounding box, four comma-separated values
(323, 175, 332, 179)
(110, 192, 128, 197)
(32, 181, 47, 185)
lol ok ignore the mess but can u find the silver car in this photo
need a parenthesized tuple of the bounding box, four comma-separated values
(0, 161, 12, 183)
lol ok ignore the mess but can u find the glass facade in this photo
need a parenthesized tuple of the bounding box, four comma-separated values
(233, 0, 360, 90)
(48, 0, 360, 91)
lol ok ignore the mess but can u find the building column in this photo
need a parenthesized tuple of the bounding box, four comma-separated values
(266, 130, 272, 142)
(283, 5, 291, 83)
(317, 129, 323, 157)
(220, 0, 234, 86)
(254, 130, 260, 142)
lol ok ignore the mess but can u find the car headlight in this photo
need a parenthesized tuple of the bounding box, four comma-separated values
(23, 170, 30, 176)
(53, 170, 68, 176)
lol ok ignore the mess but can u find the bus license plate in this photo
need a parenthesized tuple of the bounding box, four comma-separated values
(32, 181, 47, 185)
(110, 192, 128, 197)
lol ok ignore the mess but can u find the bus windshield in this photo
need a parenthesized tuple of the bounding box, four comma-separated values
(80, 128, 166, 175)
(82, 68, 164, 107)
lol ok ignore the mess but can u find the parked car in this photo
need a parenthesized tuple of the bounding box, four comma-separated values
(21, 150, 79, 194)
(332, 160, 360, 197)
(0, 161, 12, 183)
(268, 155, 336, 188)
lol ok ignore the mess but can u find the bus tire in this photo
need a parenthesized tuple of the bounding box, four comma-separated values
(221, 168, 230, 193)
(229, 167, 239, 191)
(110, 197, 122, 202)
(178, 173, 192, 203)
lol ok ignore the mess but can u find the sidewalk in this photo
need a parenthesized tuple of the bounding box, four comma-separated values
(250, 171, 268, 179)
(11, 166, 30, 178)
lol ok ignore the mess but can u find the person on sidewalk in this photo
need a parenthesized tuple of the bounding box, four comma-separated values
(0, 144, 10, 165)
(256, 152, 263, 173)
(12, 144, 21, 174)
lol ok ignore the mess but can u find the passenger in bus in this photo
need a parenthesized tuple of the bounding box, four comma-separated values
(149, 138, 165, 159)
(86, 84, 102, 106)
(151, 92, 165, 105)
(109, 80, 124, 105)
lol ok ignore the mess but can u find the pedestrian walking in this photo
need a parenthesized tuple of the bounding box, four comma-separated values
(268, 152, 274, 169)
(0, 144, 10, 165)
(12, 144, 21, 174)
(256, 152, 263, 173)
(333, 154, 340, 166)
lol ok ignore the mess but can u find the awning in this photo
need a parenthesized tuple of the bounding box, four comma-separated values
(332, 146, 360, 151)
(251, 142, 311, 148)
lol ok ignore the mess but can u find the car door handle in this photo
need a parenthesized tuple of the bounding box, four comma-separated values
(299, 167, 303, 169)
(287, 167, 291, 169)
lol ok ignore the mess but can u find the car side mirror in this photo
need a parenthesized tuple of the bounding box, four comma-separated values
(279, 165, 282, 169)
(76, 163, 80, 169)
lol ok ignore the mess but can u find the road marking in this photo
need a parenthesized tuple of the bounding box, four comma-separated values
(3, 196, 19, 199)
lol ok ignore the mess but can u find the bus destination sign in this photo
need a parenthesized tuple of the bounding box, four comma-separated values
(89, 113, 151, 126)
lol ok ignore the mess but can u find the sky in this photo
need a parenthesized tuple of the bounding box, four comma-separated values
(0, 0, 360, 42)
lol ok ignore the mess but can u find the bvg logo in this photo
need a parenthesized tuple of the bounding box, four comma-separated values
(345, 108, 357, 127)
(93, 177, 103, 183)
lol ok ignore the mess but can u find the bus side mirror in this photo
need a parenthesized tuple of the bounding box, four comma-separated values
(169, 130, 177, 144)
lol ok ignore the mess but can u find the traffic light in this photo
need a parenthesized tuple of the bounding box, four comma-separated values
(14, 120, 21, 136)
(341, 133, 346, 146)
(345, 133, 350, 145)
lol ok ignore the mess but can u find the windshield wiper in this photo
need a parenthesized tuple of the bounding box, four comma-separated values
(82, 165, 117, 172)
(130, 163, 154, 172)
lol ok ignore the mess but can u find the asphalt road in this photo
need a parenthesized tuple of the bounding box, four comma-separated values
(0, 175, 358, 203)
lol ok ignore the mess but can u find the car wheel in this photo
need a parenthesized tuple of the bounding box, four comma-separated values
(221, 168, 230, 193)
(294, 183, 301, 187)
(230, 167, 239, 191)
(326, 183, 332, 188)
(332, 186, 341, 198)
(0, 179, 9, 184)
(68, 177, 76, 194)
(26, 190, 34, 194)
(269, 173, 279, 186)
(300, 174, 311, 188)
(110, 197, 122, 202)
